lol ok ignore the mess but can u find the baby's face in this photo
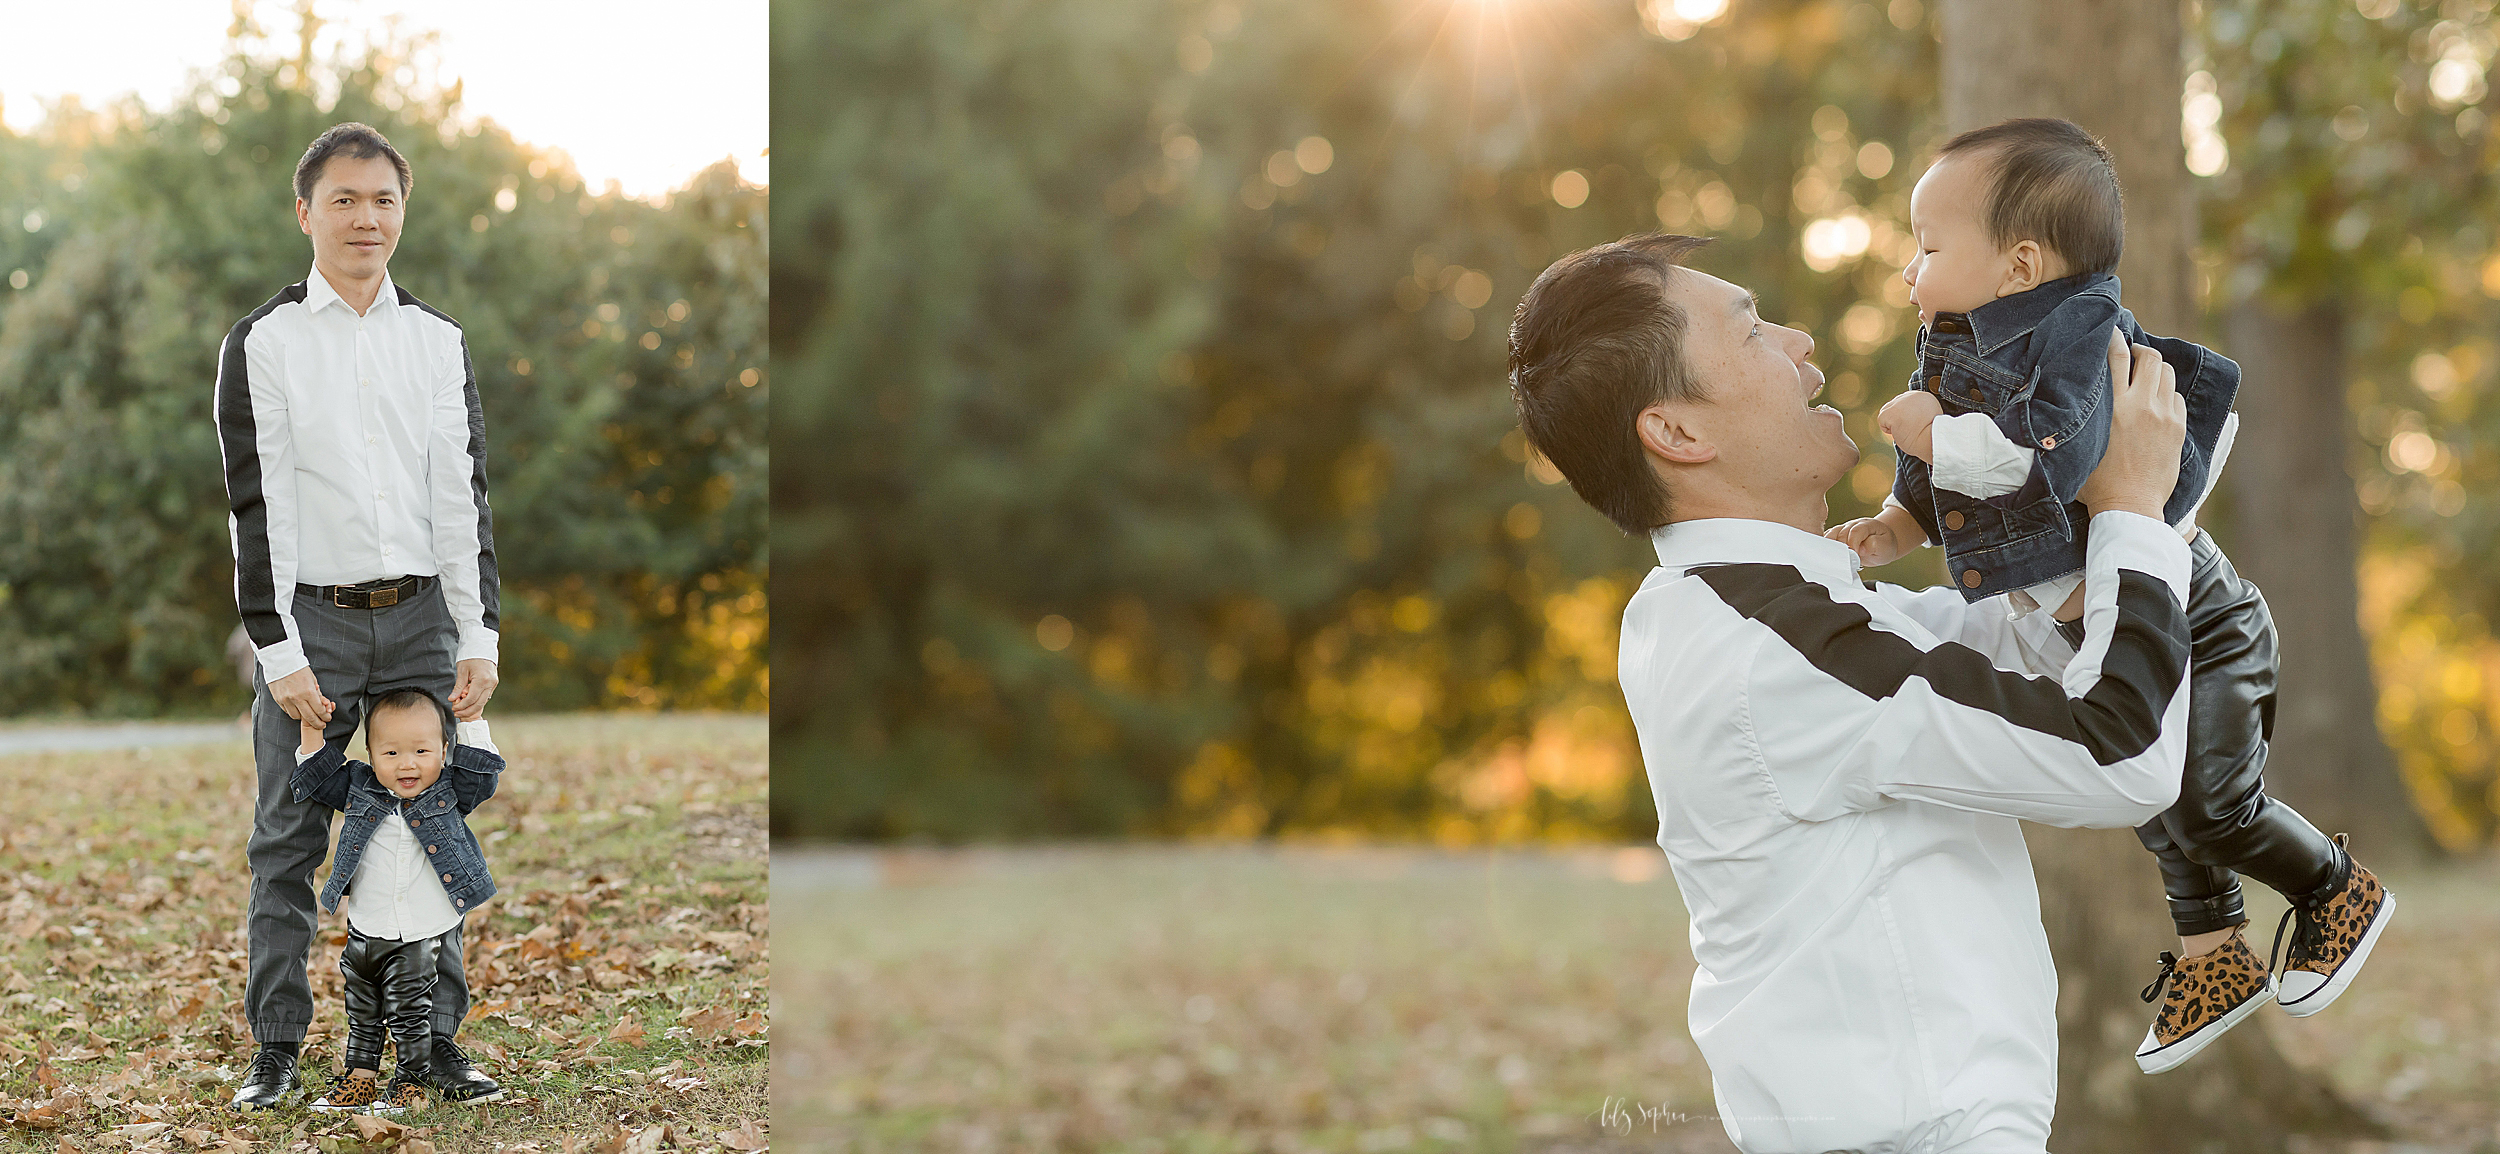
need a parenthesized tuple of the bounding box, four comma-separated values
(1902, 151, 2016, 328)
(366, 704, 446, 799)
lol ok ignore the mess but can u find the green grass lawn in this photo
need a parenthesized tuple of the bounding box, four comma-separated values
(777, 843, 2500, 1154)
(0, 713, 767, 1153)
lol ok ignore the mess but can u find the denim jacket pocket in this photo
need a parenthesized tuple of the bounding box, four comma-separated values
(2018, 361, 2102, 451)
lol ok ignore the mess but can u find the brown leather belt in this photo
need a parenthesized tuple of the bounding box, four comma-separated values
(299, 575, 433, 609)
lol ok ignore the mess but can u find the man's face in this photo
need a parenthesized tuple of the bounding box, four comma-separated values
(295, 154, 404, 284)
(366, 703, 446, 799)
(1658, 266, 1859, 503)
(1902, 151, 2007, 328)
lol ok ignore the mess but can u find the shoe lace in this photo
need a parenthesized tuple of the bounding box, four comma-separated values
(434, 1037, 472, 1071)
(247, 1048, 293, 1082)
(2267, 900, 2328, 977)
(2138, 950, 2180, 1004)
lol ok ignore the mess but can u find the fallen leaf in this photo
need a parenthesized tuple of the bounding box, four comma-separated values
(619, 1126, 667, 1154)
(606, 1018, 647, 1048)
(15, 1088, 81, 1129)
(731, 1011, 766, 1039)
(350, 1116, 409, 1142)
(679, 1005, 733, 1040)
(715, 1119, 766, 1152)
(397, 1140, 437, 1154)
(174, 1129, 216, 1149)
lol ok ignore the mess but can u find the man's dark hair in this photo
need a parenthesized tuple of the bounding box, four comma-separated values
(1506, 233, 1716, 536)
(1935, 117, 2124, 277)
(293, 122, 413, 203)
(367, 686, 456, 749)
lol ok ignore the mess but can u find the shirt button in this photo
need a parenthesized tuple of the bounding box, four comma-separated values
(361, 379, 372, 388)
(367, 435, 377, 445)
(1962, 569, 1983, 588)
(1944, 511, 1965, 531)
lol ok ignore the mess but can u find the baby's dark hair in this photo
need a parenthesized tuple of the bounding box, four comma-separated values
(1936, 117, 2124, 277)
(367, 687, 456, 750)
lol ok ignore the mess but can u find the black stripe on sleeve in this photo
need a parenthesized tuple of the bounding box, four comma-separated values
(1695, 564, 2189, 765)
(398, 287, 500, 632)
(216, 282, 308, 649)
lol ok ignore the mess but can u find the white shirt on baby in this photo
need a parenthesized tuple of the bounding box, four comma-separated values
(1899, 411, 2239, 618)
(297, 718, 495, 941)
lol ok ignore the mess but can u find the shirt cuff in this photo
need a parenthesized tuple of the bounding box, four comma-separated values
(2086, 510, 2192, 609)
(255, 638, 310, 686)
(296, 744, 320, 765)
(454, 626, 499, 667)
(1929, 413, 2036, 499)
(456, 719, 496, 756)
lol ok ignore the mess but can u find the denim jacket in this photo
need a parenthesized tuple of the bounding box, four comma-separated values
(291, 741, 503, 917)
(1891, 272, 2238, 601)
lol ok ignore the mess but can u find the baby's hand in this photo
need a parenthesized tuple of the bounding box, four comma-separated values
(298, 717, 325, 757)
(1878, 389, 1944, 464)
(1825, 517, 1909, 568)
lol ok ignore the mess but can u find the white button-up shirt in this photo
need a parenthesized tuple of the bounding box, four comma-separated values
(1620, 511, 2193, 1154)
(300, 720, 496, 942)
(216, 265, 500, 683)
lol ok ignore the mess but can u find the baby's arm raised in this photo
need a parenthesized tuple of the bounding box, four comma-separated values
(449, 718, 505, 814)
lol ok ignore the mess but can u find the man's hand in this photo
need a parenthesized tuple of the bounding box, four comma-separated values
(449, 658, 498, 721)
(269, 667, 334, 726)
(1878, 389, 1943, 464)
(2076, 329, 2187, 521)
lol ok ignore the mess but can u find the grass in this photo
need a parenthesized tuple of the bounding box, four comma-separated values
(777, 842, 2500, 1154)
(0, 713, 768, 1153)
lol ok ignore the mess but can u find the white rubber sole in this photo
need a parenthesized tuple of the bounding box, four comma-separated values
(2276, 889, 2396, 1017)
(2136, 980, 2275, 1075)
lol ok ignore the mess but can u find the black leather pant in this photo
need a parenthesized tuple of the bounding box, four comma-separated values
(340, 927, 444, 1083)
(2060, 530, 2340, 935)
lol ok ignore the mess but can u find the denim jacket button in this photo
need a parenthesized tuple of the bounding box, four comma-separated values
(1926, 374, 1943, 392)
(1967, 387, 1984, 403)
(427, 845, 438, 854)
(1962, 569, 1982, 588)
(1944, 511, 1965, 531)
(2042, 435, 2058, 449)
(442, 872, 453, 883)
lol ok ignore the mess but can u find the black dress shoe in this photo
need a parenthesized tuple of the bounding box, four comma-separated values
(430, 1036, 505, 1103)
(230, 1045, 302, 1111)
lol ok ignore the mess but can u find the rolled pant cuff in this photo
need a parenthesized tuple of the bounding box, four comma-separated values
(433, 1019, 462, 1040)
(251, 1020, 312, 1045)
(2167, 890, 2246, 936)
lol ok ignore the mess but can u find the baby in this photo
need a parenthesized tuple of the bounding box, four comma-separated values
(289, 688, 507, 1113)
(1825, 118, 2394, 1074)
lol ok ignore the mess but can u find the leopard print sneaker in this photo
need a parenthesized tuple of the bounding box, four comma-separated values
(308, 1071, 383, 1113)
(2134, 928, 2274, 1074)
(2271, 832, 2395, 1017)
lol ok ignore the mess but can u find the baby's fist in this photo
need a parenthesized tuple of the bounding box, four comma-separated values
(1878, 389, 1944, 464)
(1825, 517, 1908, 567)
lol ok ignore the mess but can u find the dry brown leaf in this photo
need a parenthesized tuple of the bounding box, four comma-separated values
(679, 1005, 733, 1040)
(16, 1088, 81, 1129)
(174, 1129, 217, 1149)
(606, 1018, 647, 1048)
(350, 1115, 410, 1142)
(396, 1140, 437, 1154)
(618, 1126, 668, 1154)
(731, 1011, 766, 1039)
(715, 1119, 766, 1152)
(35, 1063, 60, 1092)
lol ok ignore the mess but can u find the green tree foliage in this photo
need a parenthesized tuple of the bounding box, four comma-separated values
(0, 28, 766, 716)
(779, 0, 1942, 839)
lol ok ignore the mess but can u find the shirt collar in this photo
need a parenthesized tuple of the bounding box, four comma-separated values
(1948, 270, 2117, 356)
(1650, 517, 1863, 586)
(303, 264, 397, 318)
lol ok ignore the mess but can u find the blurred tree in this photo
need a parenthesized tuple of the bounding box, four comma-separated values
(2196, 0, 2493, 854)
(0, 19, 765, 716)
(779, 0, 1937, 838)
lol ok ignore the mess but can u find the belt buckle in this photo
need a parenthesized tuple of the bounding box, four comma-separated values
(370, 585, 400, 608)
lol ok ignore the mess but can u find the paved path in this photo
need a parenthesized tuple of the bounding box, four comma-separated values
(0, 720, 249, 756)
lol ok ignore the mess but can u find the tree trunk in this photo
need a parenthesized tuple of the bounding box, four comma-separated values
(1939, 3, 2384, 1149)
(2221, 296, 2434, 858)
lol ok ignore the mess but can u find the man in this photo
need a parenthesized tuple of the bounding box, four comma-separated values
(216, 122, 504, 1110)
(1506, 234, 2193, 1152)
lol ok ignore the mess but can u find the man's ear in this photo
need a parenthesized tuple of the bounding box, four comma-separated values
(1999, 239, 2046, 296)
(296, 198, 313, 237)
(1638, 404, 1716, 465)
